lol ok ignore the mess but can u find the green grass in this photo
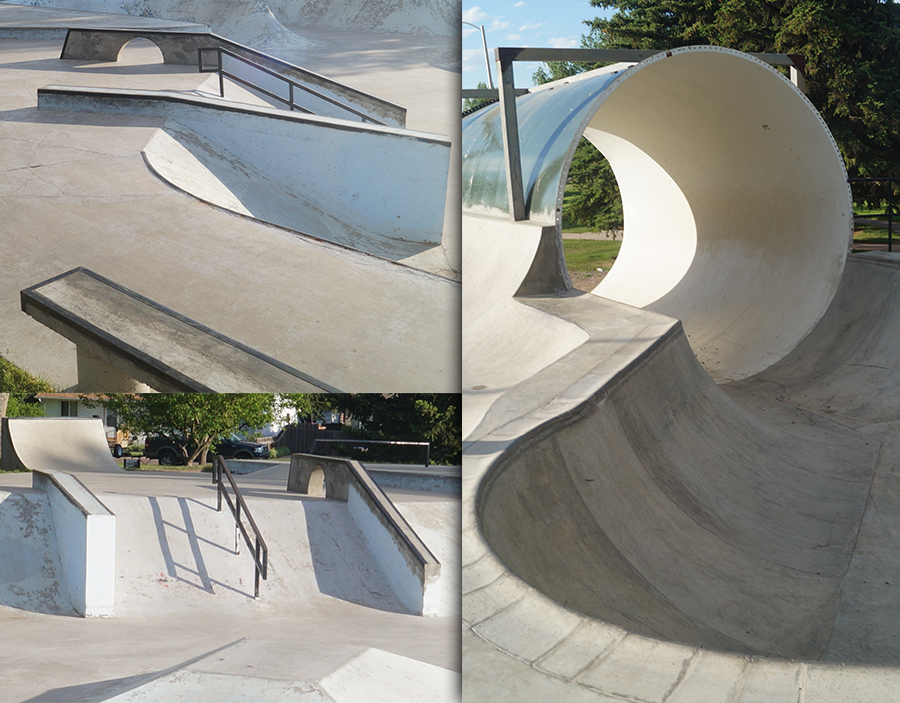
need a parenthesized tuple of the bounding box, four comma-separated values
(563, 239, 622, 273)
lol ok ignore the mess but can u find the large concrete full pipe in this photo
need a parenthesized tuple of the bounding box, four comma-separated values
(462, 46, 851, 381)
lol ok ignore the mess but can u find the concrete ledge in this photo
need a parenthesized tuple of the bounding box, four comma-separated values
(21, 267, 340, 393)
(59, 27, 406, 126)
(287, 454, 442, 616)
(367, 467, 461, 495)
(30, 467, 115, 618)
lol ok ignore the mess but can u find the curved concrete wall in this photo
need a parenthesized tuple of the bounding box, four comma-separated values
(476, 326, 878, 660)
(462, 47, 851, 382)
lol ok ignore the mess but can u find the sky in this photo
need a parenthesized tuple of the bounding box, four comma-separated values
(462, 1, 614, 88)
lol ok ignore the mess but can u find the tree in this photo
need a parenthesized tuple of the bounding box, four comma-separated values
(0, 357, 52, 419)
(97, 394, 276, 465)
(306, 394, 461, 465)
(587, 0, 900, 201)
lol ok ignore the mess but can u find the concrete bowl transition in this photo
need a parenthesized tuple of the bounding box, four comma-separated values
(463, 47, 900, 702)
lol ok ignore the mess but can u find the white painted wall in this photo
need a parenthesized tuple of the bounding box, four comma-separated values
(347, 482, 429, 615)
(32, 470, 116, 617)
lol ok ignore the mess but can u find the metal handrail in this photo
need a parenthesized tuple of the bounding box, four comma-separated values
(197, 46, 384, 125)
(212, 455, 268, 598)
(309, 439, 431, 468)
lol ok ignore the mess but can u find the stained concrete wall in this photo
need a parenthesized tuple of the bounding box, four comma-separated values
(32, 469, 116, 617)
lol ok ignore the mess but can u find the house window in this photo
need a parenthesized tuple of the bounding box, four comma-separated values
(61, 401, 78, 417)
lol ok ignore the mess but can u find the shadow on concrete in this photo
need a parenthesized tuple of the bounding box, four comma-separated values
(303, 498, 413, 616)
(21, 638, 245, 702)
(148, 496, 253, 599)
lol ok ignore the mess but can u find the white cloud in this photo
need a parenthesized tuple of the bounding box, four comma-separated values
(513, 1, 526, 6)
(519, 22, 545, 31)
(463, 6, 488, 24)
(489, 19, 510, 31)
(506, 33, 522, 41)
(549, 36, 579, 48)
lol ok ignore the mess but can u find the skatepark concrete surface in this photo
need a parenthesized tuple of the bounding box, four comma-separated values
(0, 417, 460, 702)
(462, 47, 900, 703)
(0, 2, 460, 392)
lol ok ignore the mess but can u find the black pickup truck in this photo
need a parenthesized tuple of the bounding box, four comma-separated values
(144, 433, 271, 465)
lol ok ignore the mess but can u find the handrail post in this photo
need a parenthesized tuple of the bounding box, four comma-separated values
(254, 539, 261, 599)
(289, 83, 294, 111)
(234, 499, 241, 555)
(218, 48, 224, 98)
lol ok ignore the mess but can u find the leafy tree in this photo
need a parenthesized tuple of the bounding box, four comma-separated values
(97, 394, 276, 465)
(587, 0, 900, 203)
(0, 357, 53, 420)
(307, 394, 461, 465)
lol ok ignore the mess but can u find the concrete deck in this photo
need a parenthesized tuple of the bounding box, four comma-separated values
(0, 5, 459, 392)
(0, 428, 460, 702)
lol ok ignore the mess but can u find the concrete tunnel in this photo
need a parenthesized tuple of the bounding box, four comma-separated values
(462, 45, 852, 382)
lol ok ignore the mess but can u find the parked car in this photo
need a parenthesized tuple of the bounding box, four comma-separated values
(144, 433, 270, 465)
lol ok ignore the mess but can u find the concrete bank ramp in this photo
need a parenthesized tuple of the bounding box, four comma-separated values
(139, 98, 449, 260)
(103, 648, 460, 702)
(107, 490, 412, 616)
(478, 323, 879, 659)
(10, 0, 457, 39)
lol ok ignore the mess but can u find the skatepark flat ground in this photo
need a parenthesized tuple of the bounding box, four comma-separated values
(0, 6, 460, 392)
(0, 461, 460, 702)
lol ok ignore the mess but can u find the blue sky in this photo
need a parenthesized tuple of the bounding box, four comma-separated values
(462, 1, 614, 88)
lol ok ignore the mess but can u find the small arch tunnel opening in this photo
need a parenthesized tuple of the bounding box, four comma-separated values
(116, 37, 165, 66)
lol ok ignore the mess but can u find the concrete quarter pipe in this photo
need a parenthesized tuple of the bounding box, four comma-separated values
(463, 47, 900, 701)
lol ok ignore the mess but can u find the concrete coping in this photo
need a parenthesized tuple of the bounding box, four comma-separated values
(35, 84, 450, 145)
(288, 454, 440, 576)
(31, 467, 113, 518)
(21, 267, 341, 393)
